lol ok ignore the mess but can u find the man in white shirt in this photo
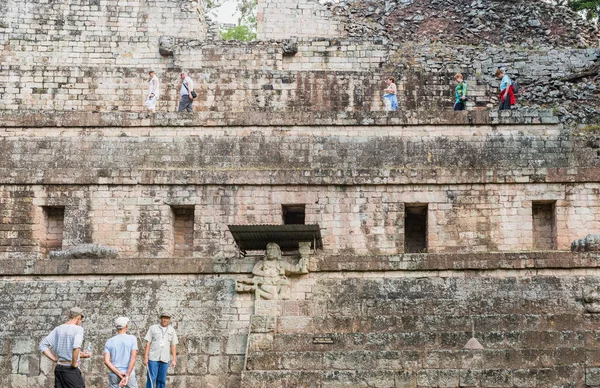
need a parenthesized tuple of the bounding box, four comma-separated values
(39, 307, 92, 388)
(145, 71, 160, 113)
(104, 317, 138, 388)
(143, 312, 178, 388)
(178, 72, 194, 112)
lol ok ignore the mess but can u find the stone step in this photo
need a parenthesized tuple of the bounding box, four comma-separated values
(241, 366, 583, 387)
(246, 348, 588, 371)
(276, 313, 593, 334)
(257, 330, 591, 353)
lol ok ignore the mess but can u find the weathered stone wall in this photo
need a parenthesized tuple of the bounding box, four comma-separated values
(6, 266, 600, 387)
(0, 0, 598, 117)
(242, 271, 600, 387)
(0, 275, 249, 388)
(173, 39, 390, 72)
(0, 0, 205, 112)
(389, 43, 600, 113)
(2, 181, 599, 258)
(2, 119, 600, 261)
(0, 0, 204, 65)
(256, 0, 346, 40)
(1, 41, 596, 113)
(2, 1, 600, 387)
(0, 0, 597, 114)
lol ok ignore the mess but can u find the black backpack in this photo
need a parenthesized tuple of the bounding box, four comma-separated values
(512, 78, 519, 94)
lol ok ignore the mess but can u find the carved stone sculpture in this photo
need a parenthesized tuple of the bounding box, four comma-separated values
(49, 244, 118, 260)
(571, 234, 600, 252)
(584, 287, 600, 313)
(158, 35, 175, 56)
(282, 39, 298, 55)
(236, 242, 309, 300)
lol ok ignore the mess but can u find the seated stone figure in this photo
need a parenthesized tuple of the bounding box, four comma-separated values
(236, 242, 309, 300)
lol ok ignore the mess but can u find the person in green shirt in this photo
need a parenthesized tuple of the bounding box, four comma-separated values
(454, 73, 468, 111)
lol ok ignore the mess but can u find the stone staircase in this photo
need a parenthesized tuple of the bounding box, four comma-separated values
(241, 277, 594, 387)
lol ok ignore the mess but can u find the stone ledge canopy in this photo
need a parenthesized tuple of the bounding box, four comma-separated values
(228, 224, 323, 252)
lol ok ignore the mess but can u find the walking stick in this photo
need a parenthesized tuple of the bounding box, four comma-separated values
(132, 321, 154, 388)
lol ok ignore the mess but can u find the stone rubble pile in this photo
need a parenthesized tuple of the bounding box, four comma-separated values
(326, 0, 599, 48)
(522, 76, 600, 126)
(325, 0, 600, 126)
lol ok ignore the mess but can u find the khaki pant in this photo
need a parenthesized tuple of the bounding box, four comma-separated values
(109, 373, 138, 388)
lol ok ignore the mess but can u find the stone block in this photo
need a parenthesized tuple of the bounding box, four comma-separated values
(246, 352, 280, 371)
(11, 338, 34, 355)
(249, 334, 273, 352)
(587, 367, 600, 386)
(459, 369, 482, 387)
(480, 369, 512, 387)
(250, 315, 277, 333)
(225, 334, 247, 355)
(207, 355, 229, 375)
(395, 371, 418, 387)
(281, 351, 324, 370)
(186, 354, 209, 375)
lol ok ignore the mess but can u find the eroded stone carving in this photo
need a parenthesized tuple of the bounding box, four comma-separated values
(236, 242, 309, 300)
(584, 287, 600, 313)
(49, 244, 118, 260)
(159, 35, 175, 56)
(282, 39, 298, 55)
(571, 234, 600, 252)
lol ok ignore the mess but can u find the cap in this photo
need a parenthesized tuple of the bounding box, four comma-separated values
(69, 307, 84, 318)
(114, 317, 129, 329)
(159, 312, 171, 318)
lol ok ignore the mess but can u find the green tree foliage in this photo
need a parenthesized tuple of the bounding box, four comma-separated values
(220, 25, 257, 41)
(236, 0, 257, 27)
(554, 0, 600, 23)
(568, 0, 600, 22)
(210, 0, 257, 41)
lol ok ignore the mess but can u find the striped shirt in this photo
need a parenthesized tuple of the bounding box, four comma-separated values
(39, 324, 84, 363)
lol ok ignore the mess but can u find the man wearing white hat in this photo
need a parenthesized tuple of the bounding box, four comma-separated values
(143, 312, 178, 388)
(104, 317, 139, 388)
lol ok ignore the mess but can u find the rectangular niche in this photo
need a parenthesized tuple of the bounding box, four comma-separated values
(282, 204, 306, 225)
(41, 206, 65, 254)
(404, 204, 428, 253)
(532, 201, 556, 250)
(171, 206, 195, 257)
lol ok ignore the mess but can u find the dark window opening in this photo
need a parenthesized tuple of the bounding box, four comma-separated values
(172, 206, 195, 257)
(282, 204, 305, 225)
(405, 204, 428, 253)
(42, 206, 65, 254)
(532, 201, 556, 250)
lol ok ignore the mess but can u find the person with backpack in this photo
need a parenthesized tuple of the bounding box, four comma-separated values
(495, 68, 516, 110)
(453, 73, 468, 111)
(178, 72, 195, 112)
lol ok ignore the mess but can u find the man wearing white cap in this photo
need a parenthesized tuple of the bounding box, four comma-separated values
(104, 317, 139, 388)
(143, 312, 178, 388)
